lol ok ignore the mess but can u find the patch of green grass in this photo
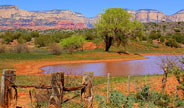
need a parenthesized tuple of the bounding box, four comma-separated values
(0, 52, 54, 60)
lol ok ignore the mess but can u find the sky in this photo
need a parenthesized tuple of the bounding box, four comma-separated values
(0, 0, 184, 17)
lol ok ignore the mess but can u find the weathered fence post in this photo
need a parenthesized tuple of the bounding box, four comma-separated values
(81, 72, 93, 108)
(175, 85, 178, 98)
(128, 75, 130, 95)
(161, 63, 168, 93)
(0, 69, 16, 108)
(107, 73, 110, 103)
(49, 72, 64, 108)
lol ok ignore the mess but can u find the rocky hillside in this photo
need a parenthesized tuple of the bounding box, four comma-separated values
(1, 5, 184, 30)
(0, 5, 90, 30)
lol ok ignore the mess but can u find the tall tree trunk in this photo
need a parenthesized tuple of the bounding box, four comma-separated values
(105, 36, 113, 51)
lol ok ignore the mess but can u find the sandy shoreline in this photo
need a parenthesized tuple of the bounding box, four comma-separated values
(13, 53, 183, 75)
(14, 56, 147, 75)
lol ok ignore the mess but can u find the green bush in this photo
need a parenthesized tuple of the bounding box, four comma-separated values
(149, 30, 161, 40)
(95, 94, 108, 108)
(174, 28, 181, 32)
(160, 36, 165, 43)
(13, 32, 22, 39)
(21, 34, 32, 42)
(34, 34, 58, 47)
(135, 84, 170, 107)
(3, 32, 15, 44)
(49, 43, 62, 55)
(0, 33, 3, 39)
(172, 33, 184, 44)
(12, 43, 30, 53)
(59, 35, 86, 53)
(165, 38, 180, 48)
(83, 29, 97, 40)
(110, 90, 135, 108)
(0, 44, 5, 53)
(30, 32, 40, 38)
(147, 39, 153, 44)
(174, 97, 184, 107)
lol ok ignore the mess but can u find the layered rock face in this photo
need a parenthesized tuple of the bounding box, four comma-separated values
(131, 9, 166, 22)
(1, 5, 184, 30)
(0, 5, 89, 30)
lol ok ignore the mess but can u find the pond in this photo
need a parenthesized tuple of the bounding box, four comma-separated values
(41, 55, 182, 76)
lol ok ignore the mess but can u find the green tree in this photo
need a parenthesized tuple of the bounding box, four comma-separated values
(59, 35, 86, 53)
(95, 8, 143, 51)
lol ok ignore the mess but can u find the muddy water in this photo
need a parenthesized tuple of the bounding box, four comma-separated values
(41, 55, 181, 76)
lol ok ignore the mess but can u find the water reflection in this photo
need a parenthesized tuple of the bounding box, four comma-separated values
(41, 55, 183, 76)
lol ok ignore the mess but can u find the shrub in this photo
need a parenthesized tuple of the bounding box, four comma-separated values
(110, 90, 135, 108)
(49, 43, 62, 55)
(165, 38, 180, 48)
(160, 36, 165, 43)
(21, 34, 32, 42)
(0, 33, 3, 39)
(12, 43, 30, 53)
(172, 33, 184, 44)
(95, 94, 108, 108)
(142, 35, 148, 41)
(30, 32, 40, 38)
(147, 39, 153, 44)
(13, 32, 22, 39)
(3, 32, 14, 44)
(174, 28, 181, 32)
(136, 84, 170, 107)
(0, 44, 5, 53)
(174, 97, 184, 107)
(59, 35, 86, 53)
(17, 37, 26, 44)
(35, 34, 56, 47)
(149, 30, 161, 40)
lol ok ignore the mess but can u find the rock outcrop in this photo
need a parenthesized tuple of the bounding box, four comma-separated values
(1, 5, 184, 30)
(0, 5, 89, 30)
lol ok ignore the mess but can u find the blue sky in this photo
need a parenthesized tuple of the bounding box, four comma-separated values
(0, 0, 183, 17)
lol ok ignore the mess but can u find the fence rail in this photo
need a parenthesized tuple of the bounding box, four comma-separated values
(0, 69, 93, 108)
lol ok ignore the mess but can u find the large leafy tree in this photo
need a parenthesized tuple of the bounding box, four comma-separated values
(95, 8, 143, 51)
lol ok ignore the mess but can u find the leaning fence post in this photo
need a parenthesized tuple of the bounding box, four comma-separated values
(161, 63, 168, 93)
(175, 85, 178, 98)
(81, 72, 93, 108)
(128, 75, 130, 95)
(49, 72, 64, 108)
(107, 73, 110, 103)
(0, 69, 16, 108)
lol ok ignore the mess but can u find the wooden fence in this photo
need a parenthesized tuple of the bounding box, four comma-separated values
(0, 69, 93, 108)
